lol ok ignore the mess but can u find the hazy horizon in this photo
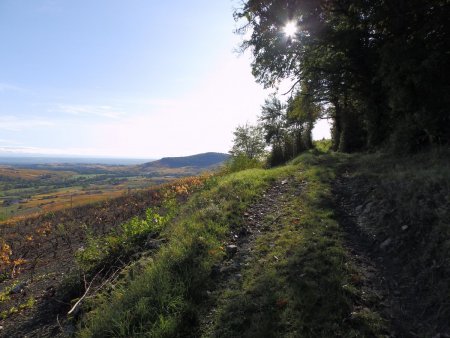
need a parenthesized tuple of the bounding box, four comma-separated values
(0, 154, 159, 165)
(0, 150, 234, 166)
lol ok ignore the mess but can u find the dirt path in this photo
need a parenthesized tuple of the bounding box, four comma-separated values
(199, 166, 401, 337)
(199, 178, 295, 336)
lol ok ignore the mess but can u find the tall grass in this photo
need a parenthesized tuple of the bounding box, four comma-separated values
(78, 167, 291, 337)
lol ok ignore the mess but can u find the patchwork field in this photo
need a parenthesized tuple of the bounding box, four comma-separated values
(0, 152, 229, 223)
(0, 163, 191, 223)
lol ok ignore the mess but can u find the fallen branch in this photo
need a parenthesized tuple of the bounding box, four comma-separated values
(67, 268, 103, 315)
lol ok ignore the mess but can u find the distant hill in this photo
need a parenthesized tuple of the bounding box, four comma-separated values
(141, 152, 230, 170)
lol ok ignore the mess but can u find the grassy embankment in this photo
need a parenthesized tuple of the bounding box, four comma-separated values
(73, 149, 387, 337)
(40, 145, 447, 337)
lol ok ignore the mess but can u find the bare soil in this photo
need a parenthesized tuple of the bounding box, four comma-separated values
(0, 188, 163, 337)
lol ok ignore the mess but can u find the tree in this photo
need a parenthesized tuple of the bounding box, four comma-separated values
(230, 123, 266, 160)
(259, 95, 289, 166)
(235, 0, 449, 152)
(259, 93, 316, 166)
(287, 84, 322, 150)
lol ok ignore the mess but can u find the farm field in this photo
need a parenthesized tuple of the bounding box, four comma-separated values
(0, 163, 189, 223)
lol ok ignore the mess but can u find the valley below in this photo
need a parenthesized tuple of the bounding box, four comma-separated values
(0, 152, 229, 223)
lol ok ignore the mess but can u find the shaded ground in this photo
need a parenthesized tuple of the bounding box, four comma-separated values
(334, 162, 450, 337)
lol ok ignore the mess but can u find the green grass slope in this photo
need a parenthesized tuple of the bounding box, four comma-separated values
(63, 147, 448, 337)
(75, 151, 387, 337)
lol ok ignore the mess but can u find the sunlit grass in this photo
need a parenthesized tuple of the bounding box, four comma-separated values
(210, 152, 386, 337)
(77, 165, 290, 337)
(76, 152, 387, 337)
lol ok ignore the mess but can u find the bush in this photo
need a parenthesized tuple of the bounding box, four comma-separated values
(313, 139, 332, 153)
(222, 154, 265, 173)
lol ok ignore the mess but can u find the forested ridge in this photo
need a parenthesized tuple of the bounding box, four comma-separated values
(234, 0, 448, 159)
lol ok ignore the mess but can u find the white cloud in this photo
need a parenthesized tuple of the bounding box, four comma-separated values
(55, 104, 124, 119)
(0, 116, 54, 131)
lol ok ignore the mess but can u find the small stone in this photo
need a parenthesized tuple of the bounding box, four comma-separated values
(226, 244, 238, 257)
(401, 225, 409, 231)
(380, 238, 392, 250)
(281, 180, 288, 185)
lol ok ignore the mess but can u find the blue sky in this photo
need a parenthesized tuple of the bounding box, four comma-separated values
(0, 0, 330, 159)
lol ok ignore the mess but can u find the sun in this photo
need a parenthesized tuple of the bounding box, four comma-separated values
(283, 21, 297, 38)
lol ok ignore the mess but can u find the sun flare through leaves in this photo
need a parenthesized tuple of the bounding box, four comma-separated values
(283, 21, 297, 38)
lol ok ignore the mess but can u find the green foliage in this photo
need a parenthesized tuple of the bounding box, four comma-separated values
(223, 154, 265, 173)
(122, 208, 166, 238)
(76, 205, 171, 271)
(235, 0, 449, 152)
(259, 94, 315, 167)
(230, 123, 266, 160)
(0, 296, 36, 320)
(313, 139, 332, 153)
